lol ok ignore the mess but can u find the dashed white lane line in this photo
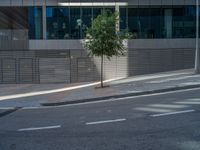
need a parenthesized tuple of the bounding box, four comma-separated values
(150, 109, 195, 117)
(86, 118, 126, 125)
(17, 125, 61, 132)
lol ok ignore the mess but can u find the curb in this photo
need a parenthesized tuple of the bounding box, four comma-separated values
(41, 84, 200, 106)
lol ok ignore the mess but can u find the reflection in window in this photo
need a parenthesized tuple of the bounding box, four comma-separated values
(58, 8, 70, 39)
(120, 8, 128, 31)
(46, 7, 58, 39)
(173, 6, 184, 38)
(82, 7, 92, 38)
(70, 7, 81, 39)
(128, 7, 139, 39)
(139, 7, 150, 38)
(47, 7, 70, 39)
(44, 5, 197, 39)
(28, 7, 43, 39)
(93, 7, 102, 19)
(150, 7, 162, 38)
(184, 6, 196, 38)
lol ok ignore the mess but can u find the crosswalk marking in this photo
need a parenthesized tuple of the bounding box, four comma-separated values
(135, 107, 173, 113)
(187, 98, 200, 101)
(175, 101, 200, 105)
(148, 104, 187, 109)
(150, 109, 195, 117)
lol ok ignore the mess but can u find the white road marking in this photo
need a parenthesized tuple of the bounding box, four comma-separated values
(135, 107, 173, 113)
(22, 87, 200, 110)
(0, 107, 15, 110)
(175, 101, 200, 105)
(17, 125, 61, 131)
(187, 98, 200, 101)
(150, 109, 195, 117)
(86, 118, 126, 125)
(181, 82, 200, 86)
(148, 104, 188, 109)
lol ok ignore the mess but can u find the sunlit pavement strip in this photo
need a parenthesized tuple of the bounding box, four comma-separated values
(86, 118, 126, 125)
(150, 109, 195, 117)
(17, 125, 61, 131)
(0, 78, 124, 101)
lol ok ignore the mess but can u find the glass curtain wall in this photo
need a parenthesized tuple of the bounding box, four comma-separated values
(46, 6, 114, 39)
(122, 5, 196, 39)
(150, 6, 162, 38)
(184, 6, 196, 38)
(120, 7, 128, 31)
(45, 5, 196, 39)
(127, 6, 139, 38)
(46, 7, 70, 39)
(172, 6, 185, 38)
(28, 7, 43, 39)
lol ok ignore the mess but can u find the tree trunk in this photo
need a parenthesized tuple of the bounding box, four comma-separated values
(100, 54, 104, 88)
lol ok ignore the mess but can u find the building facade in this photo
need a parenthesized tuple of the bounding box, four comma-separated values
(0, 0, 198, 83)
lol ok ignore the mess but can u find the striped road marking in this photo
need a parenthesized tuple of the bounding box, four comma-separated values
(86, 118, 126, 125)
(150, 109, 195, 117)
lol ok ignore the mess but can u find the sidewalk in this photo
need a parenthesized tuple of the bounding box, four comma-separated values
(0, 69, 200, 108)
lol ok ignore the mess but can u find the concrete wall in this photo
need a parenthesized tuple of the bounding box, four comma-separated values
(0, 47, 196, 84)
(29, 39, 196, 50)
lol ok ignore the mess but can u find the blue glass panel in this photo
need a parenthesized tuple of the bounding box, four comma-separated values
(70, 7, 81, 39)
(28, 7, 43, 39)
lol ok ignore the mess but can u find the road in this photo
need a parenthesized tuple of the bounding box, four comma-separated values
(0, 88, 200, 150)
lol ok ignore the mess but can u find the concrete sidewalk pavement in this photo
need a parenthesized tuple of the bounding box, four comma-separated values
(0, 69, 200, 108)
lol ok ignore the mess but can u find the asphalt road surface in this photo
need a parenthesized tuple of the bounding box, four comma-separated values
(1, 88, 200, 150)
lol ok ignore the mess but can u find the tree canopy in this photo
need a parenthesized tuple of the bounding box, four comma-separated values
(84, 10, 131, 59)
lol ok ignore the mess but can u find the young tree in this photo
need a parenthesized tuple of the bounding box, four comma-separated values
(83, 10, 131, 88)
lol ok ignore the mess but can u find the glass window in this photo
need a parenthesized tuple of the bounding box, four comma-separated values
(46, 7, 58, 39)
(162, 7, 172, 38)
(138, 7, 150, 38)
(28, 7, 43, 39)
(57, 7, 70, 39)
(93, 7, 102, 19)
(150, 7, 162, 38)
(120, 8, 128, 31)
(184, 6, 196, 38)
(70, 7, 81, 39)
(128, 7, 139, 39)
(173, 6, 184, 38)
(81, 7, 92, 38)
